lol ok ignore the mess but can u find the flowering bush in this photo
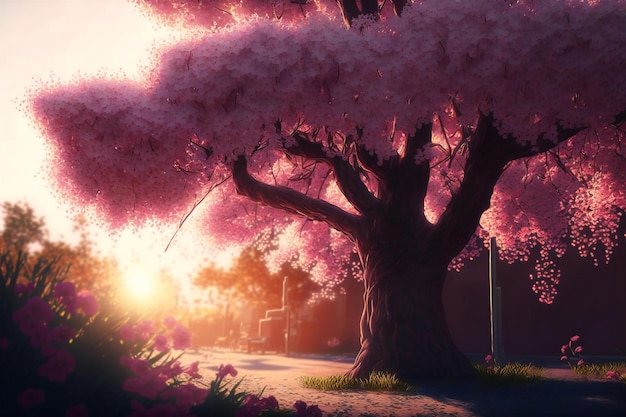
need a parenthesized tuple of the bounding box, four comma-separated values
(1, 249, 324, 417)
(560, 335, 585, 369)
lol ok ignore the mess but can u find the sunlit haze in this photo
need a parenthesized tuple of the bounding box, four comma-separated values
(0, 0, 234, 306)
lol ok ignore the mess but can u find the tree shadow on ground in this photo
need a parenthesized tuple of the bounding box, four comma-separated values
(411, 378, 626, 417)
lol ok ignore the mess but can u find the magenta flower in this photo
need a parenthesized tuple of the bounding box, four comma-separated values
(76, 290, 99, 316)
(570, 335, 580, 342)
(54, 282, 78, 313)
(154, 333, 170, 352)
(484, 354, 493, 363)
(14, 282, 34, 295)
(236, 394, 279, 417)
(560, 344, 568, 354)
(120, 356, 151, 376)
(65, 403, 89, 417)
(146, 403, 177, 417)
(217, 363, 238, 379)
(185, 361, 202, 379)
(606, 370, 621, 380)
(574, 346, 583, 353)
(135, 370, 168, 399)
(119, 323, 136, 341)
(577, 359, 585, 366)
(294, 400, 323, 417)
(159, 360, 183, 379)
(37, 349, 76, 381)
(17, 388, 46, 409)
(171, 325, 192, 350)
(22, 297, 55, 323)
(135, 320, 156, 341)
(28, 322, 52, 348)
(52, 324, 77, 343)
(560, 355, 569, 361)
(163, 315, 177, 328)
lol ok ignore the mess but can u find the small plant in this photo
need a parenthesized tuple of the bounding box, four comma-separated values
(560, 335, 585, 369)
(572, 362, 626, 382)
(475, 355, 542, 387)
(301, 372, 414, 392)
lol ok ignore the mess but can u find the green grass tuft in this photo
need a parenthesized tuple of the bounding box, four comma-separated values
(573, 362, 626, 382)
(475, 362, 543, 387)
(301, 371, 415, 392)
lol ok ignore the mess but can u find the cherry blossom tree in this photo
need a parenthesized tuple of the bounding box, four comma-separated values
(29, 0, 626, 378)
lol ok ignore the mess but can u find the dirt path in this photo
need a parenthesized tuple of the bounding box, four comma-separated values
(182, 350, 626, 417)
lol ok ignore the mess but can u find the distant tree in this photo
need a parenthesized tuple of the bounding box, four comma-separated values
(29, 0, 626, 378)
(0, 202, 118, 298)
(1, 202, 46, 253)
(194, 246, 319, 313)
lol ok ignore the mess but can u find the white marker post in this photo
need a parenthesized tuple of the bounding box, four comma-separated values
(489, 237, 505, 364)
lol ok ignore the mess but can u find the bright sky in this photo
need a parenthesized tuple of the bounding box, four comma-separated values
(0, 0, 232, 305)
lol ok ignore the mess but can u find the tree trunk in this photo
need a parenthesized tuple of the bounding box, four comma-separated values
(347, 244, 476, 380)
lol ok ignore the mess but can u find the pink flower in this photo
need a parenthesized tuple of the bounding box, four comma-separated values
(121, 356, 151, 376)
(135, 320, 155, 341)
(76, 290, 99, 316)
(577, 359, 585, 366)
(128, 400, 149, 417)
(574, 346, 583, 353)
(570, 335, 580, 342)
(0, 337, 9, 349)
(294, 400, 322, 417)
(185, 361, 202, 379)
(171, 325, 192, 350)
(37, 349, 76, 381)
(217, 363, 238, 379)
(163, 316, 177, 328)
(159, 360, 183, 379)
(120, 323, 136, 341)
(154, 333, 169, 352)
(54, 282, 78, 313)
(560, 344, 568, 354)
(17, 388, 46, 409)
(14, 282, 34, 295)
(66, 403, 89, 417)
(606, 370, 621, 380)
(146, 403, 177, 417)
(484, 354, 494, 363)
(52, 324, 77, 343)
(560, 355, 569, 361)
(135, 370, 168, 399)
(22, 297, 55, 323)
(28, 322, 52, 348)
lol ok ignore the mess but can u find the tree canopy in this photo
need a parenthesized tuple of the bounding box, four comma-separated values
(28, 0, 626, 306)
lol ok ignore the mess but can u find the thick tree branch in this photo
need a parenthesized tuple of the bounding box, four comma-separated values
(284, 133, 379, 215)
(232, 155, 361, 240)
(355, 143, 394, 183)
(392, 0, 407, 16)
(431, 114, 510, 262)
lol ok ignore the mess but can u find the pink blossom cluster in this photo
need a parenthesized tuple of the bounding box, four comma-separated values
(28, 0, 626, 301)
(120, 316, 192, 351)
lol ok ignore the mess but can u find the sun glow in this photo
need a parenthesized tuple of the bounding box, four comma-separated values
(122, 263, 160, 303)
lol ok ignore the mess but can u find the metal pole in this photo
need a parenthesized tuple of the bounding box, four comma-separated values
(489, 237, 504, 364)
(282, 276, 290, 357)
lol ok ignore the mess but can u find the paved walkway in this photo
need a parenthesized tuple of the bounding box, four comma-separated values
(182, 350, 626, 417)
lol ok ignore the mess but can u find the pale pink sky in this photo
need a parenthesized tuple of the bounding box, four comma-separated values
(0, 0, 233, 305)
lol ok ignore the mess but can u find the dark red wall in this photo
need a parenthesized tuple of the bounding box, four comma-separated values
(443, 231, 626, 357)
